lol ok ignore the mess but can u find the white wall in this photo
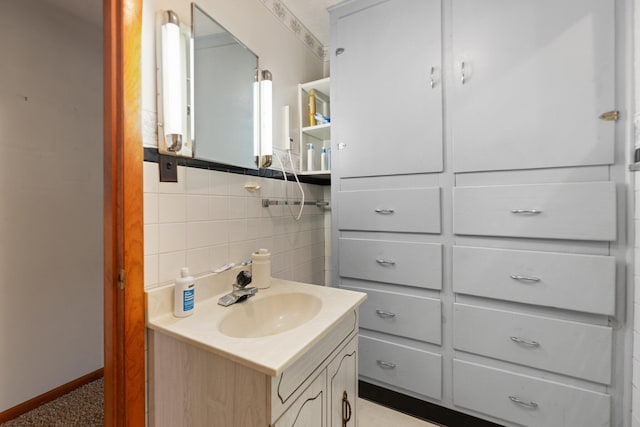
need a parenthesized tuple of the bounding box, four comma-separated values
(0, 0, 103, 412)
(141, 0, 327, 289)
(143, 164, 327, 288)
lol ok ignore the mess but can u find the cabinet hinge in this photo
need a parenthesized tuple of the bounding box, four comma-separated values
(118, 269, 125, 290)
(599, 110, 620, 122)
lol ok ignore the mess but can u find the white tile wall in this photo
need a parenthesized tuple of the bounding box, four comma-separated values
(143, 162, 328, 289)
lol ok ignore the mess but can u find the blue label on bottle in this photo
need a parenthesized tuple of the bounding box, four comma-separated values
(183, 288, 195, 311)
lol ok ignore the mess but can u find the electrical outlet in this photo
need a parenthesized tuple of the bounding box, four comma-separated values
(159, 155, 178, 182)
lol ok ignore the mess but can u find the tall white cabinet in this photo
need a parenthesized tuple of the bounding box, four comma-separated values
(451, 0, 616, 172)
(332, 0, 443, 177)
(330, 0, 630, 426)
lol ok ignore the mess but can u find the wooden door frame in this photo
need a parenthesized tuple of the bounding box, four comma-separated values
(104, 0, 146, 425)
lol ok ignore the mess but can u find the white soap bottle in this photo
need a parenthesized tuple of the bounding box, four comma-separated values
(174, 267, 195, 317)
(252, 248, 271, 289)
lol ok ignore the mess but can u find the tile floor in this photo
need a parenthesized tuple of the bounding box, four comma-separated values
(358, 398, 443, 427)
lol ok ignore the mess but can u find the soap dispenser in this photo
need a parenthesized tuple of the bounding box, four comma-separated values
(252, 248, 271, 289)
(174, 267, 195, 317)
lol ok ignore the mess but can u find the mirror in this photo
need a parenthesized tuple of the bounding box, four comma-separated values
(192, 3, 259, 169)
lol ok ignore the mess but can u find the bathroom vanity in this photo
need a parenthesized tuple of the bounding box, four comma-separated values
(146, 269, 366, 427)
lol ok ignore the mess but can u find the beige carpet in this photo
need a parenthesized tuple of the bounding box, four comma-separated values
(1, 379, 103, 427)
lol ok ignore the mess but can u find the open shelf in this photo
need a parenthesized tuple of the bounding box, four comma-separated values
(298, 77, 331, 176)
(302, 123, 331, 140)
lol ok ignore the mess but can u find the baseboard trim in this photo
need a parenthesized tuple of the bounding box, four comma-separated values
(0, 368, 104, 423)
(359, 381, 503, 427)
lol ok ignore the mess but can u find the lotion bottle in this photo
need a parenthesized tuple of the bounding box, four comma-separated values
(174, 267, 195, 317)
(307, 143, 315, 171)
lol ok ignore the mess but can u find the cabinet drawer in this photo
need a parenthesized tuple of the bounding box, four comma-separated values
(453, 246, 616, 315)
(343, 286, 441, 344)
(453, 304, 612, 384)
(453, 359, 610, 427)
(359, 334, 442, 400)
(339, 238, 442, 289)
(453, 182, 616, 241)
(337, 188, 441, 233)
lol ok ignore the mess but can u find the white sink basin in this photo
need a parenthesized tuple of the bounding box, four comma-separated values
(218, 292, 322, 338)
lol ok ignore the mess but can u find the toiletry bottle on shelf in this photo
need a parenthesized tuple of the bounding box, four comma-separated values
(308, 89, 316, 126)
(321, 147, 327, 171)
(307, 143, 315, 171)
(174, 267, 195, 317)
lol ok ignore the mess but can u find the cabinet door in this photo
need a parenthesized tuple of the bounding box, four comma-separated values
(274, 372, 327, 427)
(327, 338, 358, 427)
(451, 0, 615, 172)
(332, 0, 443, 177)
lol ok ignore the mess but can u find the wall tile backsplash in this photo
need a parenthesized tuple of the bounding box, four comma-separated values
(143, 161, 328, 289)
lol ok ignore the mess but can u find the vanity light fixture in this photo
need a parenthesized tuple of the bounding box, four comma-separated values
(161, 10, 184, 152)
(254, 69, 273, 169)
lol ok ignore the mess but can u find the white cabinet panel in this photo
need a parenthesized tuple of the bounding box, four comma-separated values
(337, 187, 441, 233)
(344, 286, 441, 345)
(453, 182, 616, 241)
(274, 372, 327, 427)
(453, 246, 616, 315)
(339, 238, 442, 289)
(453, 304, 612, 384)
(451, 0, 615, 172)
(360, 334, 442, 400)
(453, 359, 611, 427)
(327, 338, 358, 427)
(332, 0, 443, 177)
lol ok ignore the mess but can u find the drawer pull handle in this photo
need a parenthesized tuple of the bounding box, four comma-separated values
(508, 396, 539, 409)
(511, 209, 543, 214)
(376, 310, 397, 318)
(374, 208, 395, 214)
(342, 391, 352, 427)
(376, 258, 396, 266)
(510, 336, 540, 347)
(510, 274, 541, 282)
(376, 360, 397, 369)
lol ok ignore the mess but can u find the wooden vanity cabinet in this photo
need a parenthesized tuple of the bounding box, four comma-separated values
(149, 311, 359, 427)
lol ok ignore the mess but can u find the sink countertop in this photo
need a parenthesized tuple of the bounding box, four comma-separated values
(146, 268, 367, 376)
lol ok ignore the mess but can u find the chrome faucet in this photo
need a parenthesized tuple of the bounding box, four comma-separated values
(217, 271, 258, 307)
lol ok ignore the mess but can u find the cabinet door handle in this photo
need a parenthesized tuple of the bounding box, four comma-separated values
(510, 336, 541, 347)
(342, 391, 352, 427)
(430, 66, 436, 88)
(510, 274, 541, 283)
(511, 209, 543, 214)
(376, 258, 396, 266)
(376, 309, 397, 318)
(376, 360, 397, 369)
(508, 395, 539, 409)
(374, 208, 395, 214)
(461, 61, 466, 84)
